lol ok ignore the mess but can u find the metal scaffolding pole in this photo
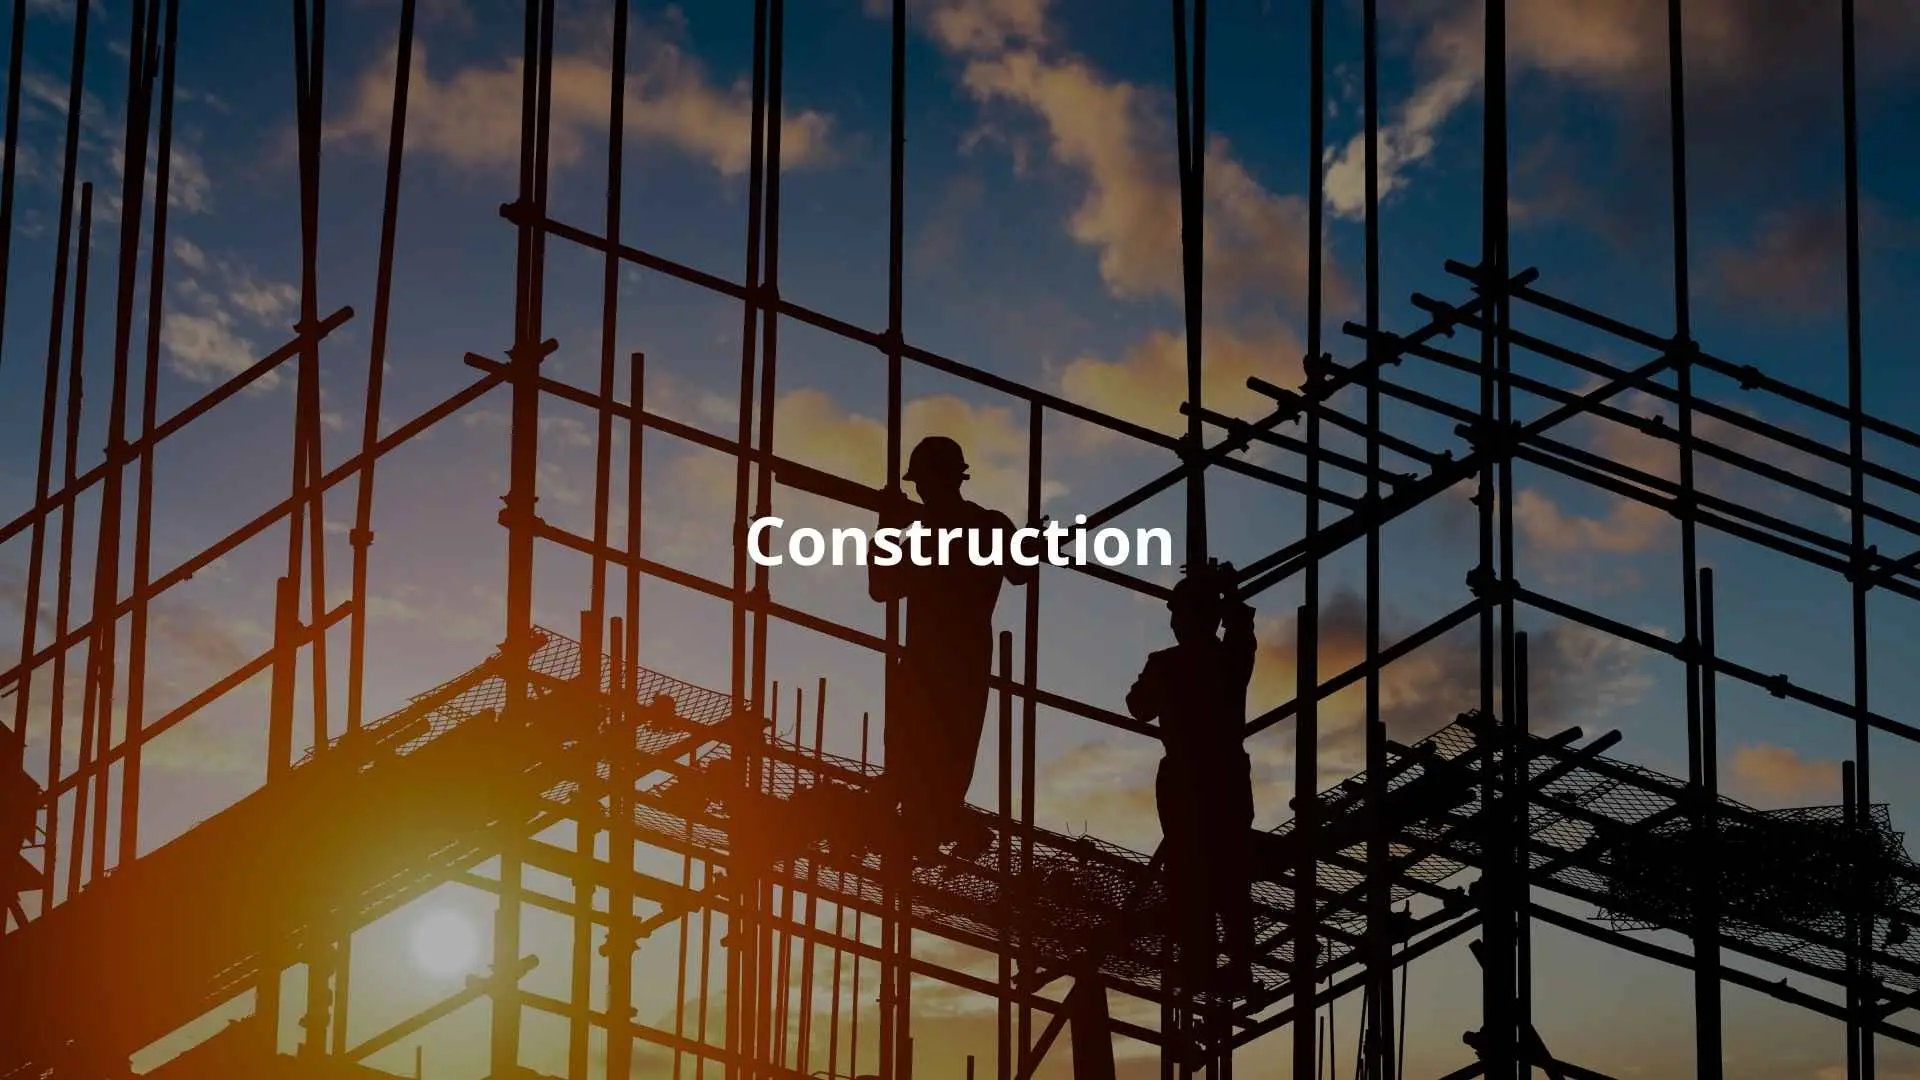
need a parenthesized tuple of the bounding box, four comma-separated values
(0, 5, 1910, 1080)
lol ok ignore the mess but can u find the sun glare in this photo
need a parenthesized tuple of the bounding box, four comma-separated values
(409, 909, 483, 979)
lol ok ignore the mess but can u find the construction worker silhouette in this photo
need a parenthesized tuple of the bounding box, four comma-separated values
(1, 724, 36, 928)
(1125, 559, 1257, 994)
(869, 436, 1034, 858)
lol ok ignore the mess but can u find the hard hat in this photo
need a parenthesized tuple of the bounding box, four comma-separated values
(903, 436, 970, 483)
(1168, 559, 1237, 613)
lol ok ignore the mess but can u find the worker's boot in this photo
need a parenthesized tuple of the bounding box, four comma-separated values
(1217, 956, 1257, 1003)
(942, 813, 995, 863)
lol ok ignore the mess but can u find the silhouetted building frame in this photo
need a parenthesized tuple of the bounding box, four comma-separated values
(0, 2, 1912, 1080)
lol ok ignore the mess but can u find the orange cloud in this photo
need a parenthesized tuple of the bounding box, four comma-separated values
(1325, 0, 1920, 219)
(1057, 319, 1305, 438)
(651, 384, 1059, 572)
(957, 49, 1339, 316)
(908, 0, 1051, 54)
(1729, 743, 1841, 806)
(328, 36, 831, 177)
(1816, 1066, 1920, 1080)
(1513, 488, 1668, 557)
(1710, 205, 1848, 315)
(908, 0, 1335, 445)
(1038, 590, 1649, 845)
(1247, 590, 1649, 772)
(771, 387, 1055, 517)
(1507, 382, 1841, 564)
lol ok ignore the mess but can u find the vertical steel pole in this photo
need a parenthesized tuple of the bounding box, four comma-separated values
(1296, 0, 1327, 1071)
(1360, 0, 1391, 1071)
(1293, 600, 1318, 1080)
(1020, 403, 1041, 1076)
(998, 631, 1015, 1080)
(84, 0, 156, 894)
(496, 0, 558, 1067)
(775, 691, 798, 1069)
(121, 0, 179, 887)
(1479, 0, 1516, 1071)
(1664, 0, 1719, 1071)
(330, 0, 416, 1040)
(797, 678, 828, 1074)
(749, 2, 792, 1064)
(572, 0, 631, 1069)
(1699, 564, 1721, 1077)
(292, 0, 332, 764)
(1840, 0, 1873, 1072)
(853, 714, 871, 1080)
(9, 0, 87, 869)
(1170, 0, 1208, 568)
(54, 184, 93, 909)
(610, 616, 640, 1080)
(881, 1, 909, 1076)
(0, 0, 28, 379)
(1844, 757, 1863, 1080)
(727, 1, 772, 1074)
(32, 2, 89, 915)
(262, 573, 299, 1046)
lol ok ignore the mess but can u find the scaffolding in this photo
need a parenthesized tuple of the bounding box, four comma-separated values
(1, 1, 1915, 1079)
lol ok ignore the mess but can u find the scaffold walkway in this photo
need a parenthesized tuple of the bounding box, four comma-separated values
(7, 630, 1917, 1075)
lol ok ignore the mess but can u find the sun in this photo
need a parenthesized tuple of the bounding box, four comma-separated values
(409, 909, 483, 979)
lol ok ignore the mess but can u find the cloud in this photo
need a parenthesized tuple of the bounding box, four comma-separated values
(956, 46, 1340, 315)
(1324, 32, 1481, 220)
(643, 379, 1062, 574)
(171, 237, 210, 272)
(1815, 1067, 1920, 1080)
(907, 0, 1338, 447)
(0, 563, 269, 779)
(866, 0, 1050, 54)
(1032, 736, 1161, 847)
(1709, 206, 1846, 315)
(1513, 487, 1668, 557)
(411, 0, 477, 31)
(1057, 318, 1305, 437)
(1247, 589, 1649, 770)
(160, 241, 303, 388)
(1506, 382, 1842, 565)
(328, 32, 832, 178)
(675, 386, 1056, 520)
(228, 276, 300, 325)
(1038, 589, 1649, 846)
(161, 310, 264, 386)
(19, 70, 105, 125)
(1324, 0, 1920, 222)
(1323, 0, 1698, 217)
(108, 143, 214, 218)
(461, 408, 599, 451)
(1729, 744, 1841, 806)
(11, 65, 215, 226)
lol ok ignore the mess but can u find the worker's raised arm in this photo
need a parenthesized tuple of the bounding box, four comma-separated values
(869, 559, 908, 603)
(998, 511, 1038, 586)
(869, 495, 913, 602)
(1223, 597, 1258, 685)
(1125, 654, 1163, 724)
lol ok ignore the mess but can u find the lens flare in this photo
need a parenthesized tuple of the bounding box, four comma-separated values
(408, 909, 481, 979)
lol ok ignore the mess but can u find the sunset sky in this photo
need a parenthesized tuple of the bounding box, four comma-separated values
(3, 0, 1920, 1077)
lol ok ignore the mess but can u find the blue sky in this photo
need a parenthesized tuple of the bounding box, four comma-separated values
(4, 0, 1920, 1076)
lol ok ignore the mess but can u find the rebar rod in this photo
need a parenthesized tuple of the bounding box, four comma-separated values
(53, 183, 92, 909)
(120, 0, 179, 877)
(1840, 1, 1874, 1076)
(40, 175, 89, 913)
(1360, 0, 1393, 1072)
(10, 0, 85, 916)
